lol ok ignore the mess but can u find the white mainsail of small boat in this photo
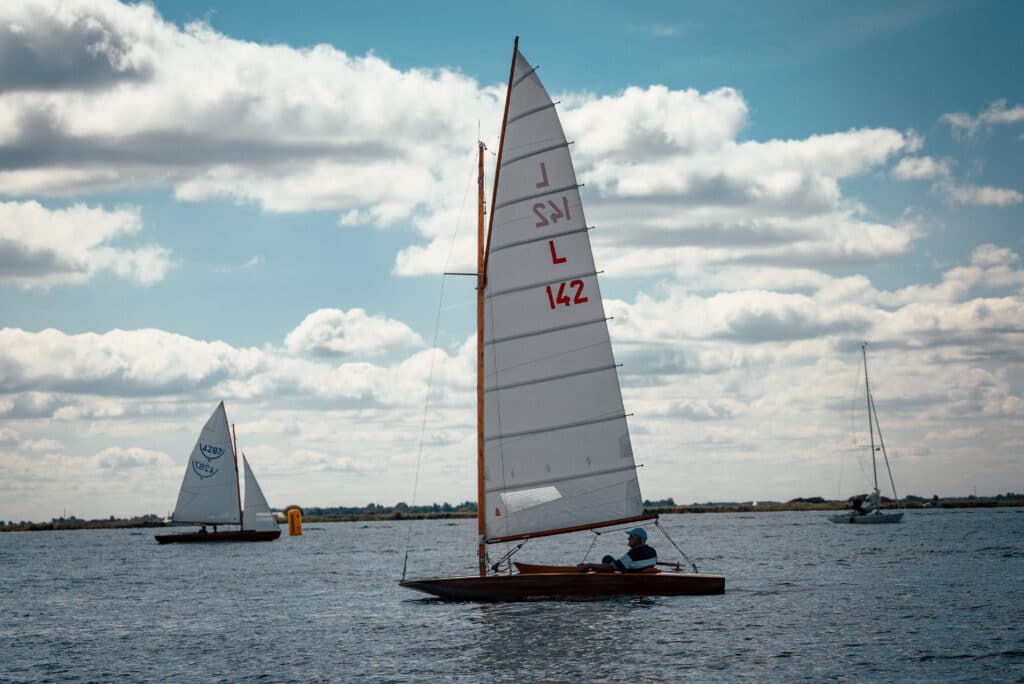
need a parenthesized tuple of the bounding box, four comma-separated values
(481, 43, 644, 549)
(156, 402, 281, 543)
(400, 38, 723, 600)
(171, 402, 239, 525)
(829, 344, 903, 524)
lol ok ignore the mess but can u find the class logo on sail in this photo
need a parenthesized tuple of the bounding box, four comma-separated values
(191, 459, 219, 478)
(191, 442, 225, 478)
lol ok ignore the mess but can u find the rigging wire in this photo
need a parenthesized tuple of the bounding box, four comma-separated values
(400, 146, 481, 581)
(655, 519, 699, 573)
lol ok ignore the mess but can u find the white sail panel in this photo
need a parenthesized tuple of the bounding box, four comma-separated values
(482, 48, 643, 541)
(242, 454, 279, 532)
(172, 402, 240, 524)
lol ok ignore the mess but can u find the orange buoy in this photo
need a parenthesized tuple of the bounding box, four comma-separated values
(287, 508, 302, 536)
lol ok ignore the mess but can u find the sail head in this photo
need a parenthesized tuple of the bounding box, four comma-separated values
(482, 47, 643, 542)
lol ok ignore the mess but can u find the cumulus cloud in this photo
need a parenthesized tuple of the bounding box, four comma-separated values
(891, 156, 950, 181)
(0, 320, 461, 413)
(0, 200, 171, 288)
(0, 2, 925, 283)
(891, 156, 1020, 208)
(0, 0, 501, 229)
(284, 308, 425, 358)
(939, 182, 1023, 207)
(94, 446, 169, 469)
(942, 99, 1024, 139)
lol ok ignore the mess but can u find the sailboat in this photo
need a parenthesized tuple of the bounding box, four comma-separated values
(829, 344, 903, 524)
(155, 402, 282, 543)
(400, 38, 725, 600)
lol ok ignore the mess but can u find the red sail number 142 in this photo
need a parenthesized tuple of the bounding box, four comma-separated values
(546, 280, 588, 309)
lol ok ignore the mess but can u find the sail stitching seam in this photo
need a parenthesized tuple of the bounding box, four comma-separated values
(512, 64, 538, 87)
(507, 101, 555, 125)
(484, 411, 627, 442)
(484, 316, 608, 346)
(485, 463, 639, 494)
(486, 270, 597, 298)
(500, 141, 570, 167)
(484, 363, 619, 393)
(495, 182, 579, 209)
(489, 226, 591, 253)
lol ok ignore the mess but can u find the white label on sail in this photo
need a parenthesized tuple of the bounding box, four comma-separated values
(482, 50, 643, 541)
(242, 454, 279, 531)
(172, 402, 240, 524)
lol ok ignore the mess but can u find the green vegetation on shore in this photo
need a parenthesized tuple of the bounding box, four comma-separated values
(2, 494, 1021, 533)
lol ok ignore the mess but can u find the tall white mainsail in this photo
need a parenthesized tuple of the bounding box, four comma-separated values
(172, 402, 241, 524)
(241, 454, 279, 532)
(482, 47, 644, 542)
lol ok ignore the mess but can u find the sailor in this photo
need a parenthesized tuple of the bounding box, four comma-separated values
(577, 528, 657, 573)
(198, 525, 208, 534)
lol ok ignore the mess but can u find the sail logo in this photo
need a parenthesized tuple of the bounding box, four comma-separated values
(192, 459, 219, 479)
(199, 443, 225, 460)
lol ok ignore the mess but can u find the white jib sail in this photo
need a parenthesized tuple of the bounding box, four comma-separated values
(241, 454, 279, 532)
(482, 47, 643, 541)
(171, 401, 240, 524)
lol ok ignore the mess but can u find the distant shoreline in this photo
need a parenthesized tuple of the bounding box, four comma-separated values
(3, 497, 1021, 533)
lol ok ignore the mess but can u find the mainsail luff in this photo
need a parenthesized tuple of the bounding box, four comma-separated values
(481, 41, 644, 542)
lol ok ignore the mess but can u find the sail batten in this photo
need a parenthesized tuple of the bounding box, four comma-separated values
(485, 363, 620, 393)
(486, 412, 628, 443)
(501, 141, 571, 167)
(512, 64, 539, 87)
(489, 226, 591, 253)
(485, 316, 608, 346)
(485, 463, 640, 495)
(487, 269, 597, 299)
(495, 183, 581, 210)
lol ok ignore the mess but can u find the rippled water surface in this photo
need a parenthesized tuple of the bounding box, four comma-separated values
(1, 508, 1022, 682)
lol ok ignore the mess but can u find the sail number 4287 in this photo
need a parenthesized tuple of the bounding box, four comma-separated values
(546, 280, 588, 309)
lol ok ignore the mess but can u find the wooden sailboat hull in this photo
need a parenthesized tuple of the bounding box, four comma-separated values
(828, 511, 903, 524)
(154, 529, 281, 544)
(400, 570, 725, 601)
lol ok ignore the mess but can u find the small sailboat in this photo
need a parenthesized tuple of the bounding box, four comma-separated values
(156, 402, 282, 543)
(829, 344, 903, 524)
(400, 38, 724, 600)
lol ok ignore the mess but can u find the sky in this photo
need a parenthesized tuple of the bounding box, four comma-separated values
(0, 0, 1021, 522)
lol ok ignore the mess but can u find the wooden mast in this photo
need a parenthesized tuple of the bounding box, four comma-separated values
(476, 139, 487, 576)
(477, 36, 519, 577)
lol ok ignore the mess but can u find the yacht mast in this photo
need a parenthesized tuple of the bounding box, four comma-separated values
(862, 343, 879, 493)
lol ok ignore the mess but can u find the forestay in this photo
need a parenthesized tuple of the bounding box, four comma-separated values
(482, 48, 643, 542)
(242, 454, 279, 532)
(172, 402, 241, 524)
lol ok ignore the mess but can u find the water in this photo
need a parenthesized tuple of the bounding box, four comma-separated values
(1, 508, 1022, 682)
